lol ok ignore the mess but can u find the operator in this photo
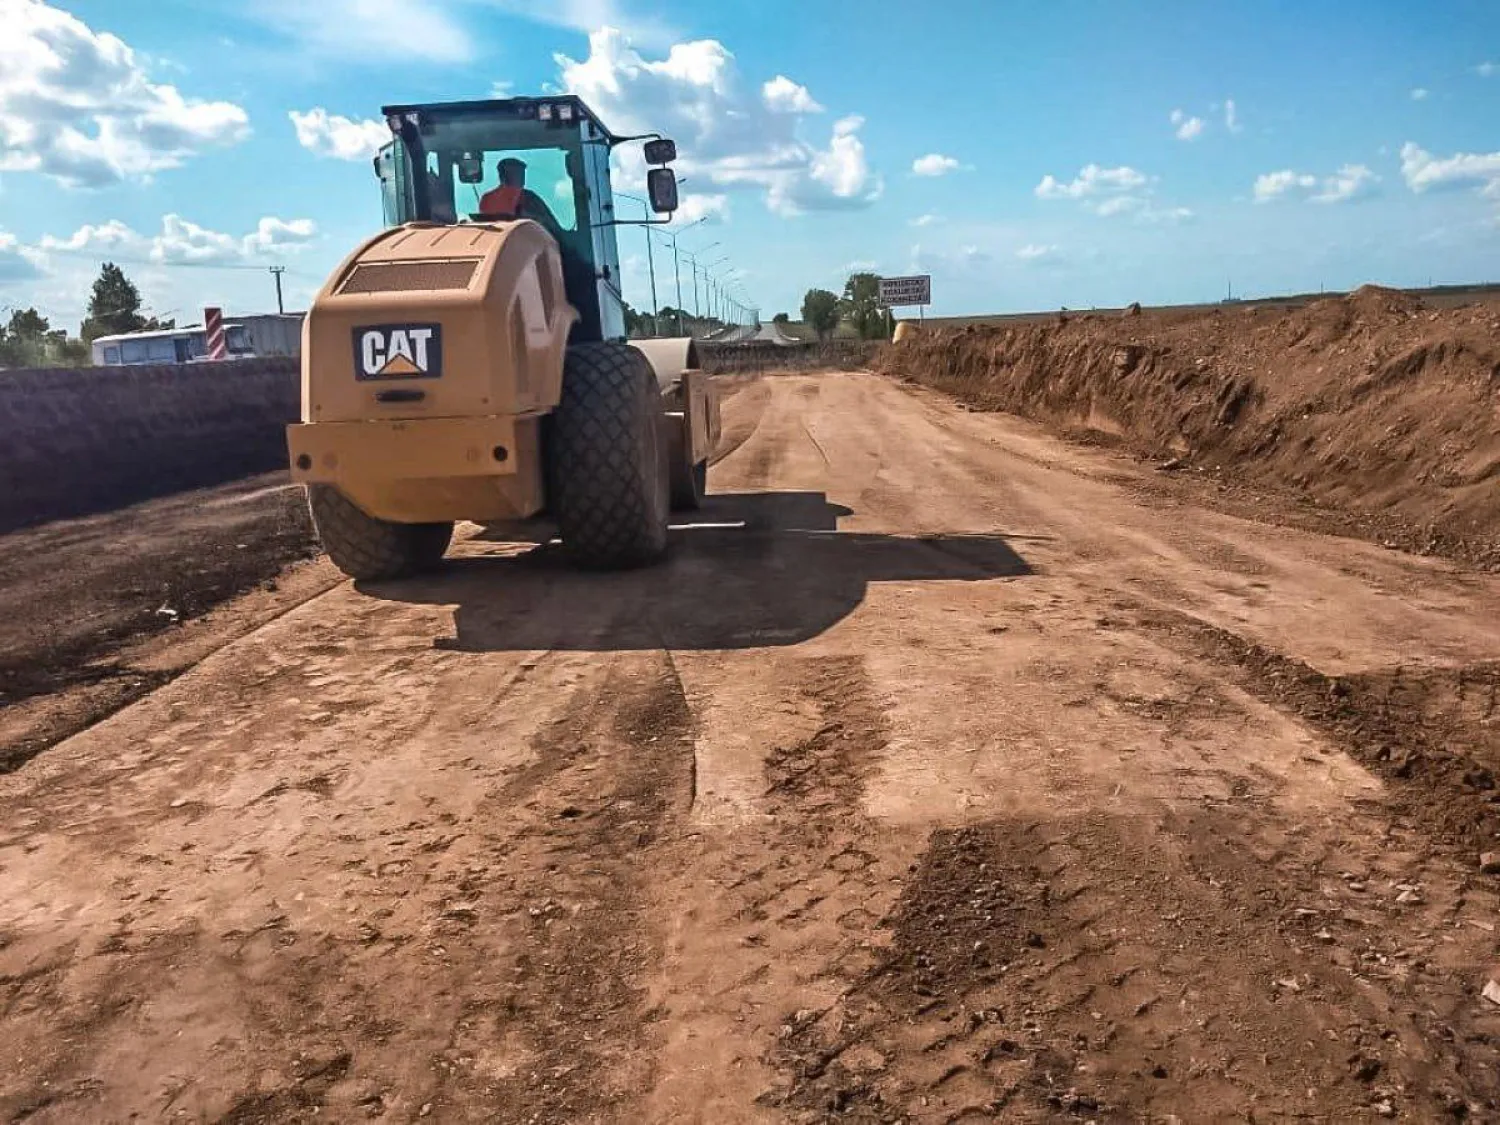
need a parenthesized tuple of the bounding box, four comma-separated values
(477, 157, 559, 228)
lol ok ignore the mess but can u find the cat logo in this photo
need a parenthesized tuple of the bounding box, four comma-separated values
(353, 324, 443, 380)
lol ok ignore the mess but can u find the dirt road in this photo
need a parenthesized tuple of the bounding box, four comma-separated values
(0, 474, 328, 774)
(3, 372, 1498, 1123)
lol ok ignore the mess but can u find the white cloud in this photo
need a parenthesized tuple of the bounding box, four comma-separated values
(1477, 61, 1497, 78)
(1253, 169, 1318, 202)
(252, 0, 472, 63)
(0, 0, 249, 188)
(1093, 195, 1145, 217)
(762, 75, 822, 114)
(37, 220, 137, 253)
(1092, 195, 1193, 223)
(1016, 243, 1058, 262)
(289, 108, 389, 161)
(1400, 141, 1500, 194)
(1311, 164, 1378, 203)
(1224, 98, 1242, 134)
(1411, 87, 1430, 101)
(673, 193, 729, 224)
(1170, 109, 1204, 141)
(910, 213, 940, 227)
(32, 214, 319, 267)
(483, 0, 674, 44)
(1137, 204, 1195, 223)
(557, 29, 881, 217)
(1036, 164, 1148, 200)
(783, 114, 880, 213)
(1037, 163, 1185, 220)
(0, 231, 45, 284)
(911, 243, 992, 274)
(1254, 165, 1378, 204)
(242, 217, 319, 254)
(912, 153, 963, 176)
(491, 80, 515, 97)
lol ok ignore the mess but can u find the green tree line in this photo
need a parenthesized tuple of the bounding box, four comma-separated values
(795, 271, 896, 341)
(0, 261, 173, 370)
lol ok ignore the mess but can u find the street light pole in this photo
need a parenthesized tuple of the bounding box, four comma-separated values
(702, 255, 729, 326)
(615, 192, 659, 333)
(673, 240, 684, 334)
(662, 216, 707, 337)
(685, 242, 722, 330)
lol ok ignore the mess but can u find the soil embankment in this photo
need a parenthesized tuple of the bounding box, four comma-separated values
(881, 286, 1500, 567)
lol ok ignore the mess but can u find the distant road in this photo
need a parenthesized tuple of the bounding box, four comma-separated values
(748, 322, 798, 345)
(694, 323, 797, 345)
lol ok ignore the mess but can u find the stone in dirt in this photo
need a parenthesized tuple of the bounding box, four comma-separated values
(1483, 979, 1500, 1008)
(1479, 852, 1500, 875)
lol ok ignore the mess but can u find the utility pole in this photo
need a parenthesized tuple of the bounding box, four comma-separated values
(269, 266, 287, 314)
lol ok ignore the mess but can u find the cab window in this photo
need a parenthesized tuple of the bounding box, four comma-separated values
(429, 148, 579, 233)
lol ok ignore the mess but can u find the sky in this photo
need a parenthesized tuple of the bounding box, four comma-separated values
(1, 0, 1499, 329)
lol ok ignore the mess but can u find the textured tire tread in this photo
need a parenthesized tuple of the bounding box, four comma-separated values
(550, 343, 669, 568)
(308, 485, 452, 581)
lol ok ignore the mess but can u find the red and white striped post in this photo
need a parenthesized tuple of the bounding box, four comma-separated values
(204, 306, 227, 360)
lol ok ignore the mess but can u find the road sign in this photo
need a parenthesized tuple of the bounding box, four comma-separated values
(877, 274, 931, 308)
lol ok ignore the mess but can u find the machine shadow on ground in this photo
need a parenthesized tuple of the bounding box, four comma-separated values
(361, 491, 1036, 652)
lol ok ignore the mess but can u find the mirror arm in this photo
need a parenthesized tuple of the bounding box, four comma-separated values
(600, 218, 675, 228)
(609, 130, 664, 149)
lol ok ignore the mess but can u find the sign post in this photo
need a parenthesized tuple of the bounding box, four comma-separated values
(877, 274, 932, 325)
(204, 306, 227, 361)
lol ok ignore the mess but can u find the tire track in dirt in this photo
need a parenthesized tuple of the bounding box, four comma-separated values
(767, 803, 1500, 1122)
(1129, 605, 1500, 848)
(644, 655, 906, 1120)
(404, 655, 696, 1123)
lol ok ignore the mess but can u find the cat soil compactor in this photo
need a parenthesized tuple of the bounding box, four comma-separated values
(287, 95, 720, 580)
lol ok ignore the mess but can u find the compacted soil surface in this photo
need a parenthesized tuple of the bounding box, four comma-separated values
(2, 371, 1498, 1122)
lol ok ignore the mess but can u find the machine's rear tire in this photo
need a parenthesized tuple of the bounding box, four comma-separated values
(667, 417, 708, 511)
(549, 342, 670, 568)
(307, 485, 453, 581)
(670, 456, 708, 510)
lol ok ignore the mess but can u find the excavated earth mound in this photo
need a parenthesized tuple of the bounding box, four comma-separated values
(880, 287, 1500, 568)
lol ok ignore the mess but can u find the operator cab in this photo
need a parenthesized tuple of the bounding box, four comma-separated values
(374, 96, 678, 344)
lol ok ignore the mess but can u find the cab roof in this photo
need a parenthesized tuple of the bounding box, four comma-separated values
(379, 95, 615, 140)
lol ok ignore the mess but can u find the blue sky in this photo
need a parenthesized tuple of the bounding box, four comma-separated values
(2, 0, 1498, 328)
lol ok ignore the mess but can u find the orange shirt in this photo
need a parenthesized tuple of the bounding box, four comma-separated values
(478, 184, 523, 216)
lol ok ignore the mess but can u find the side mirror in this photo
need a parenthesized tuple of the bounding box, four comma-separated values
(647, 167, 679, 214)
(457, 153, 484, 184)
(644, 138, 677, 165)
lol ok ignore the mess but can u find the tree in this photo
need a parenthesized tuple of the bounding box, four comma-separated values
(772, 312, 790, 324)
(841, 271, 889, 340)
(0, 308, 90, 369)
(623, 301, 654, 338)
(80, 262, 172, 342)
(801, 288, 840, 341)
